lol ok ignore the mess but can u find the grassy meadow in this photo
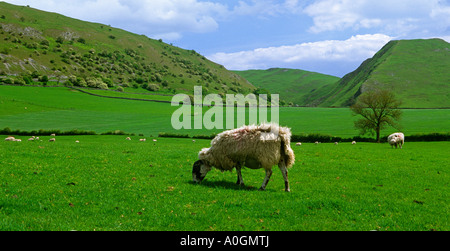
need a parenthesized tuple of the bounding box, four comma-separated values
(0, 85, 449, 231)
(1, 85, 449, 138)
(0, 136, 448, 231)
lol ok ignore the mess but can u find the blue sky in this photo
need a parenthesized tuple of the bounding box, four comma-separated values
(5, 0, 450, 76)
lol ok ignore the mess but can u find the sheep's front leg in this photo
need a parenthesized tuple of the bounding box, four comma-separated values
(279, 161, 290, 192)
(236, 166, 244, 186)
(259, 169, 273, 191)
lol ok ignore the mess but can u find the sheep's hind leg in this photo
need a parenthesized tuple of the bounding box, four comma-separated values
(259, 169, 273, 191)
(278, 161, 290, 192)
(236, 166, 244, 186)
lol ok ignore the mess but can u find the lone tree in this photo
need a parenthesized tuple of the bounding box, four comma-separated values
(351, 89, 402, 143)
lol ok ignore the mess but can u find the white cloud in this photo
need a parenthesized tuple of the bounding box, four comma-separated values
(5, 0, 308, 40)
(304, 0, 450, 35)
(5, 0, 228, 39)
(208, 34, 393, 72)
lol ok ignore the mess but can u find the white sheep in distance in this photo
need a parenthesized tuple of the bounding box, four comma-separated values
(352, 141, 357, 145)
(192, 123, 295, 192)
(388, 132, 405, 149)
(5, 136, 15, 141)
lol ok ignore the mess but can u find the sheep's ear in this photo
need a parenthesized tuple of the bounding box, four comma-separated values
(192, 160, 205, 183)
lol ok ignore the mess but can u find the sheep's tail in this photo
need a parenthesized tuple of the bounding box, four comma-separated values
(278, 126, 295, 168)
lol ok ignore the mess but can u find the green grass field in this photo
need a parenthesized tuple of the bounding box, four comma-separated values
(0, 85, 449, 231)
(1, 85, 449, 138)
(1, 136, 448, 231)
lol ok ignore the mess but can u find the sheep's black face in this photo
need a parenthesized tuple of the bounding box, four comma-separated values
(192, 160, 207, 183)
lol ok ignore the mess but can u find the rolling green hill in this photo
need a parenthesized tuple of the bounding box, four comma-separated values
(0, 2, 254, 94)
(233, 68, 340, 106)
(235, 39, 450, 109)
(319, 39, 450, 108)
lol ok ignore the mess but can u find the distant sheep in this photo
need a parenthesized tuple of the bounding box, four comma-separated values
(126, 137, 131, 141)
(334, 142, 339, 145)
(352, 141, 357, 145)
(140, 139, 146, 142)
(5, 136, 22, 142)
(50, 134, 56, 137)
(192, 123, 295, 192)
(388, 133, 405, 149)
(49, 138, 56, 142)
(296, 142, 302, 146)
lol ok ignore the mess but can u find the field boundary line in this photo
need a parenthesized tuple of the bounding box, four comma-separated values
(68, 87, 173, 104)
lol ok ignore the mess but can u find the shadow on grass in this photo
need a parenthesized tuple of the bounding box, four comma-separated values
(188, 180, 259, 191)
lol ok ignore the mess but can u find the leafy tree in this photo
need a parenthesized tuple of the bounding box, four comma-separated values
(56, 36, 64, 44)
(351, 89, 402, 143)
(39, 75, 49, 84)
(77, 38, 86, 44)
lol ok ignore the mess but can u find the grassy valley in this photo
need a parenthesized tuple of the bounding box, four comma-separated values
(1, 85, 449, 138)
(319, 39, 450, 108)
(235, 39, 449, 109)
(0, 3, 449, 232)
(233, 68, 340, 106)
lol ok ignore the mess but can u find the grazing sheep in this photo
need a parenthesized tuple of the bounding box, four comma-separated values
(5, 136, 15, 141)
(192, 123, 295, 192)
(352, 141, 357, 145)
(334, 142, 339, 145)
(388, 133, 405, 149)
(315, 141, 319, 145)
(75, 140, 80, 143)
(140, 139, 146, 142)
(49, 138, 56, 142)
(13, 139, 22, 142)
(153, 139, 157, 142)
(50, 134, 56, 137)
(126, 137, 131, 141)
(296, 142, 302, 146)
(28, 137, 35, 141)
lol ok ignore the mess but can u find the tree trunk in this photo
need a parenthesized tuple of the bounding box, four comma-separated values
(376, 126, 381, 143)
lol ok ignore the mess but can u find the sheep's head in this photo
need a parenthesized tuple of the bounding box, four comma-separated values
(389, 137, 397, 145)
(192, 160, 210, 183)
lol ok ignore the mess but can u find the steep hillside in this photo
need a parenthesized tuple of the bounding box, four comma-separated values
(233, 68, 340, 106)
(319, 39, 450, 108)
(0, 2, 254, 94)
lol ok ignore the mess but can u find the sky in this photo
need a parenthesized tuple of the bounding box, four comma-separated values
(4, 0, 450, 77)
